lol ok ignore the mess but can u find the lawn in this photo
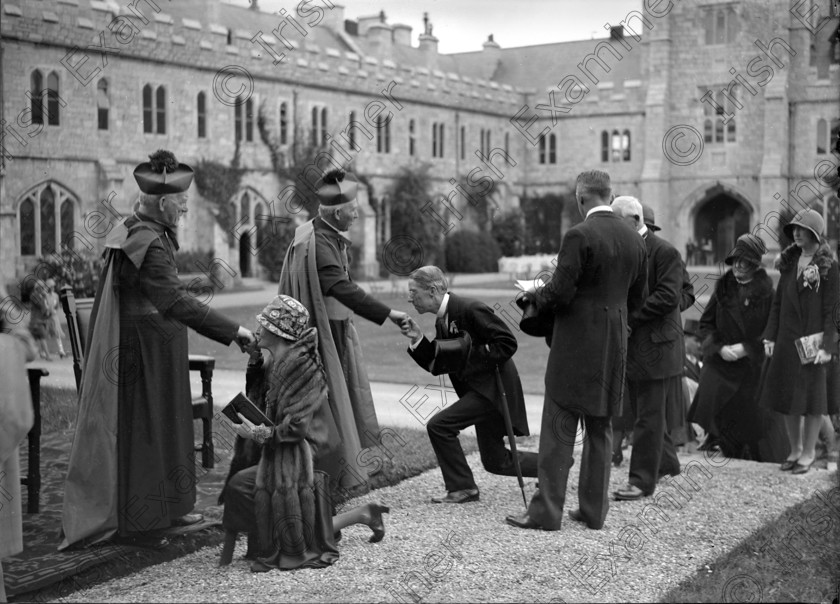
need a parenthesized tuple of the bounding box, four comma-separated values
(188, 291, 552, 395)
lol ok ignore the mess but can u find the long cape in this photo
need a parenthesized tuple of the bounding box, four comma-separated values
(278, 220, 380, 490)
(60, 220, 158, 549)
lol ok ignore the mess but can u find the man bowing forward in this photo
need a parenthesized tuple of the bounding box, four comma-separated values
(401, 265, 537, 504)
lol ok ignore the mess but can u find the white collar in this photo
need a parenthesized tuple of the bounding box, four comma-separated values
(586, 205, 613, 219)
(437, 292, 450, 320)
(639, 224, 649, 237)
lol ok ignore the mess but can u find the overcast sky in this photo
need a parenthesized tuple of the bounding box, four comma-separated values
(233, 0, 644, 54)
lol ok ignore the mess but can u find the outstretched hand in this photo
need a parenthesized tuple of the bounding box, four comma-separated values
(400, 316, 422, 342)
(388, 309, 409, 327)
(235, 326, 257, 354)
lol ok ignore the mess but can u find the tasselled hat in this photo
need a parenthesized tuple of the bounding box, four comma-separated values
(133, 150, 194, 195)
(316, 169, 358, 206)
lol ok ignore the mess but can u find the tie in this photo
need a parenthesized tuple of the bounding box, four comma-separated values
(436, 316, 449, 338)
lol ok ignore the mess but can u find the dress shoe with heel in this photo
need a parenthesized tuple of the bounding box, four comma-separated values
(505, 513, 543, 530)
(780, 459, 798, 471)
(613, 484, 646, 501)
(431, 488, 479, 504)
(365, 503, 390, 543)
(791, 460, 813, 475)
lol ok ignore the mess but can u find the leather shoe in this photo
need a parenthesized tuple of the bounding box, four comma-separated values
(171, 513, 203, 527)
(505, 513, 543, 530)
(568, 508, 587, 524)
(613, 484, 646, 501)
(779, 459, 797, 471)
(431, 488, 479, 504)
(791, 461, 812, 475)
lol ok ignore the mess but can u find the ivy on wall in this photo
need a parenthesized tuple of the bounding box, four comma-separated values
(192, 145, 245, 245)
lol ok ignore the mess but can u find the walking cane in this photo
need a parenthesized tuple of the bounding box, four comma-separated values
(495, 366, 528, 509)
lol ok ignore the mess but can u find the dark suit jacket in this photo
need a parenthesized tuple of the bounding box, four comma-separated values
(407, 293, 529, 436)
(535, 210, 648, 417)
(627, 230, 686, 381)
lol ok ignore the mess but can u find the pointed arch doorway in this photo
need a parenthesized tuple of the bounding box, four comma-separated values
(691, 185, 752, 264)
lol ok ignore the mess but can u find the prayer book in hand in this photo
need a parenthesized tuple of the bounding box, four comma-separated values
(794, 332, 823, 365)
(222, 392, 275, 427)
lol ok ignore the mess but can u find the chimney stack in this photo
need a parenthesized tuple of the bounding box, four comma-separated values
(392, 23, 412, 46)
(321, 3, 344, 32)
(367, 22, 393, 52)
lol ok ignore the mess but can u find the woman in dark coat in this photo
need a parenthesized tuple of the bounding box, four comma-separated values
(760, 209, 840, 474)
(689, 234, 787, 462)
(219, 295, 389, 571)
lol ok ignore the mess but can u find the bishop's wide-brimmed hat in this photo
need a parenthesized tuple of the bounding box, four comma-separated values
(316, 169, 358, 206)
(133, 150, 194, 195)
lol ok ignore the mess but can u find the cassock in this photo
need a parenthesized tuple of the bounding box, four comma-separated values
(279, 216, 389, 491)
(61, 214, 238, 548)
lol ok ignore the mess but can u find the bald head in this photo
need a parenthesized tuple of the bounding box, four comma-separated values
(612, 195, 643, 232)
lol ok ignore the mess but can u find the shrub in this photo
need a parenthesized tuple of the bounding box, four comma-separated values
(444, 230, 502, 273)
(491, 209, 525, 256)
(520, 193, 570, 254)
(256, 220, 297, 282)
(384, 164, 444, 275)
(31, 248, 105, 299)
(174, 248, 215, 274)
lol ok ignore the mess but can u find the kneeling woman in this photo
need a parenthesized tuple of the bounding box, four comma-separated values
(220, 295, 389, 571)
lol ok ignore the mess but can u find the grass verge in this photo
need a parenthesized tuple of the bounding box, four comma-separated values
(188, 292, 550, 394)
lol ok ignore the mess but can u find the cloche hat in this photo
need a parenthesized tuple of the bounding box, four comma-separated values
(256, 295, 310, 342)
(783, 208, 824, 242)
(725, 233, 767, 266)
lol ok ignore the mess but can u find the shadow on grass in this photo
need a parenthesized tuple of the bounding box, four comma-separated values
(662, 469, 840, 603)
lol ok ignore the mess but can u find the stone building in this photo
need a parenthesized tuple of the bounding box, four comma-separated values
(1, 0, 838, 288)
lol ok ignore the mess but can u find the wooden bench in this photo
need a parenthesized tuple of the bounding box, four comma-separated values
(60, 286, 217, 469)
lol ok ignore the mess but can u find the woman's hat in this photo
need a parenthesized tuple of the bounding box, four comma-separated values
(133, 150, 194, 195)
(316, 169, 358, 206)
(256, 295, 310, 341)
(725, 233, 767, 266)
(783, 208, 824, 242)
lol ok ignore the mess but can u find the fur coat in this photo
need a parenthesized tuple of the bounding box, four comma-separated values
(223, 327, 333, 564)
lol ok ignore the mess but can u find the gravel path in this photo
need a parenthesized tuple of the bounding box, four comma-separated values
(57, 449, 835, 603)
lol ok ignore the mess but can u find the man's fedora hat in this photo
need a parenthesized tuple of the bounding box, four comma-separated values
(642, 204, 661, 232)
(316, 168, 359, 206)
(783, 208, 824, 242)
(133, 150, 194, 195)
